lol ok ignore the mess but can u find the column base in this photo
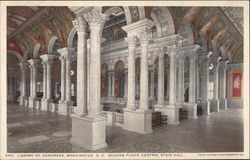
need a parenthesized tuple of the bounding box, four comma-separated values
(41, 99, 52, 112)
(201, 101, 211, 115)
(157, 105, 180, 125)
(70, 114, 107, 151)
(19, 96, 27, 106)
(154, 104, 164, 109)
(123, 108, 153, 134)
(57, 101, 73, 116)
(210, 99, 220, 112)
(219, 98, 228, 110)
(184, 103, 198, 119)
(28, 97, 37, 108)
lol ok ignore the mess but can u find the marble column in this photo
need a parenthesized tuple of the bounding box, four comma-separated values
(108, 71, 113, 97)
(29, 65, 33, 98)
(19, 63, 28, 106)
(71, 9, 107, 150)
(59, 56, 66, 103)
(154, 47, 165, 108)
(47, 59, 53, 100)
(41, 61, 47, 101)
(65, 57, 72, 103)
(40, 54, 55, 111)
(111, 73, 115, 97)
(122, 18, 154, 134)
(187, 53, 198, 119)
(7, 68, 15, 103)
(200, 56, 211, 115)
(211, 60, 220, 112)
(196, 60, 200, 102)
(57, 47, 75, 115)
(165, 45, 179, 125)
(138, 31, 151, 111)
(124, 36, 137, 110)
(219, 61, 228, 110)
(73, 16, 88, 116)
(28, 59, 39, 108)
(149, 66, 155, 100)
(124, 69, 128, 98)
(177, 55, 184, 104)
(227, 67, 232, 103)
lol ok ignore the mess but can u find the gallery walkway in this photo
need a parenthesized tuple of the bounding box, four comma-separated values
(7, 103, 243, 153)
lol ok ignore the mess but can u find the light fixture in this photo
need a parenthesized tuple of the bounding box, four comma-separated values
(209, 63, 214, 70)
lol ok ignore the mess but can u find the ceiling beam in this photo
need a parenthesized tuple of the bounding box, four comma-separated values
(8, 7, 49, 41)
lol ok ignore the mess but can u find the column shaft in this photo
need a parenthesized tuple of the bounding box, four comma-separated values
(126, 36, 136, 110)
(178, 57, 184, 103)
(73, 17, 88, 115)
(213, 64, 219, 99)
(47, 61, 52, 99)
(139, 42, 149, 110)
(189, 56, 196, 103)
(42, 63, 47, 100)
(169, 55, 176, 105)
(65, 59, 72, 102)
(60, 57, 66, 102)
(157, 53, 164, 105)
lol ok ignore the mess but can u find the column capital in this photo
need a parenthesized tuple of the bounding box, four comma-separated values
(28, 59, 39, 67)
(125, 35, 137, 47)
(124, 68, 128, 74)
(72, 16, 87, 34)
(156, 46, 165, 58)
(138, 31, 152, 45)
(219, 60, 229, 68)
(166, 45, 177, 57)
(57, 47, 75, 60)
(40, 54, 55, 63)
(210, 56, 222, 66)
(84, 8, 107, 28)
(19, 62, 29, 69)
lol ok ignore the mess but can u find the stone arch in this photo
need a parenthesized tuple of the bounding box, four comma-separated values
(123, 7, 132, 24)
(177, 21, 194, 45)
(104, 7, 124, 18)
(67, 27, 77, 48)
(111, 59, 126, 70)
(197, 31, 208, 51)
(7, 50, 23, 63)
(33, 44, 41, 59)
(210, 40, 217, 56)
(150, 7, 175, 37)
(48, 36, 59, 54)
(220, 46, 228, 60)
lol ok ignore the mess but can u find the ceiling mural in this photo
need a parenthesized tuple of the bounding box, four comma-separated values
(7, 6, 243, 64)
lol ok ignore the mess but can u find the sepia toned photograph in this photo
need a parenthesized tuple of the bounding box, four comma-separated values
(0, 1, 249, 159)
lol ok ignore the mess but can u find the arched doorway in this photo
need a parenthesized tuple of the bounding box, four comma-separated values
(114, 61, 125, 98)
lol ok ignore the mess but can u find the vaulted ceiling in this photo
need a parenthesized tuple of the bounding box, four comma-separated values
(7, 7, 42, 35)
(7, 6, 244, 64)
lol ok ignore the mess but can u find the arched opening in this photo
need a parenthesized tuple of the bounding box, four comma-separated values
(7, 53, 22, 103)
(101, 63, 109, 97)
(178, 21, 194, 45)
(135, 57, 140, 100)
(184, 56, 190, 102)
(150, 6, 175, 38)
(114, 61, 125, 98)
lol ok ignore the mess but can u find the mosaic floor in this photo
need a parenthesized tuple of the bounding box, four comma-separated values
(7, 103, 244, 153)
